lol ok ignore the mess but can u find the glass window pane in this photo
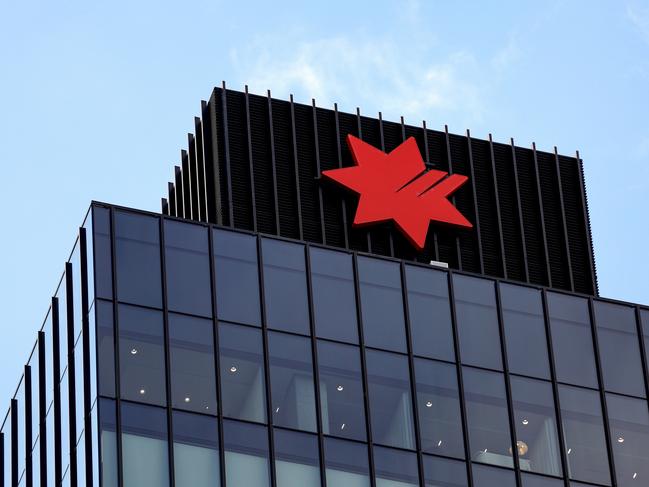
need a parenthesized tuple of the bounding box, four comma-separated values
(406, 265, 455, 362)
(97, 300, 116, 398)
(366, 349, 415, 449)
(423, 454, 468, 487)
(164, 220, 212, 317)
(501, 284, 550, 379)
(99, 398, 118, 487)
(118, 305, 166, 406)
(169, 313, 217, 413)
(547, 293, 598, 389)
(415, 358, 464, 459)
(317, 341, 367, 441)
(219, 323, 267, 423)
(606, 393, 649, 487)
(92, 206, 113, 300)
(641, 310, 649, 375)
(452, 275, 502, 370)
(471, 464, 516, 487)
(121, 402, 170, 487)
(223, 420, 270, 487)
(374, 446, 420, 487)
(114, 211, 162, 308)
(463, 367, 513, 468)
(173, 411, 220, 487)
(521, 473, 564, 487)
(268, 332, 317, 432)
(357, 256, 407, 353)
(510, 376, 562, 476)
(558, 384, 611, 485)
(262, 238, 310, 335)
(213, 229, 261, 326)
(310, 247, 359, 344)
(594, 301, 644, 397)
(274, 429, 321, 487)
(324, 437, 370, 487)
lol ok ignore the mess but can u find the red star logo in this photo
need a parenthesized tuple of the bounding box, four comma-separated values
(322, 135, 472, 251)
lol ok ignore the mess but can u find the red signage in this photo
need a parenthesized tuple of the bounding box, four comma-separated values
(322, 135, 472, 251)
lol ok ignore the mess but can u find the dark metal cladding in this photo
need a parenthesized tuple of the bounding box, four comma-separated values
(165, 86, 598, 295)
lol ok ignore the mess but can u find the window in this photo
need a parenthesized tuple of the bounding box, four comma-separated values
(268, 332, 317, 432)
(452, 275, 502, 370)
(423, 454, 468, 487)
(594, 301, 644, 397)
(164, 220, 212, 317)
(510, 376, 562, 476)
(374, 446, 420, 487)
(641, 309, 649, 375)
(168, 313, 217, 413)
(223, 420, 270, 487)
(558, 384, 611, 485)
(521, 473, 564, 487)
(121, 402, 170, 487)
(218, 323, 267, 423)
(274, 429, 321, 487)
(357, 256, 407, 353)
(547, 293, 598, 389)
(317, 340, 367, 441)
(96, 300, 116, 398)
(118, 305, 166, 406)
(213, 229, 261, 326)
(92, 206, 113, 300)
(310, 247, 359, 344)
(114, 211, 162, 308)
(415, 358, 464, 459)
(99, 398, 118, 487)
(173, 411, 220, 487)
(471, 464, 516, 487)
(324, 437, 370, 487)
(405, 265, 455, 362)
(500, 284, 550, 379)
(463, 367, 513, 468)
(366, 349, 416, 449)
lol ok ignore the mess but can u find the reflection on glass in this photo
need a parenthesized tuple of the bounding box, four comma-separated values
(415, 358, 464, 459)
(262, 238, 310, 335)
(366, 349, 416, 449)
(324, 437, 370, 487)
(500, 284, 550, 379)
(274, 429, 321, 487)
(374, 446, 420, 487)
(99, 398, 118, 487)
(317, 341, 366, 441)
(594, 301, 644, 397)
(547, 293, 598, 389)
(471, 463, 516, 487)
(118, 305, 166, 406)
(406, 265, 455, 362)
(357, 256, 407, 352)
(173, 411, 220, 487)
(164, 220, 212, 317)
(453, 275, 502, 370)
(219, 323, 267, 423)
(521, 472, 564, 487)
(213, 229, 261, 326)
(97, 300, 116, 398)
(121, 402, 169, 487)
(423, 454, 468, 487)
(510, 376, 562, 476)
(92, 206, 113, 300)
(268, 332, 317, 432)
(463, 367, 513, 468)
(558, 385, 611, 485)
(223, 420, 270, 487)
(310, 248, 359, 344)
(169, 313, 217, 413)
(606, 393, 649, 487)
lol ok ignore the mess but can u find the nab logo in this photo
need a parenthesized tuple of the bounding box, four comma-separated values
(322, 135, 472, 251)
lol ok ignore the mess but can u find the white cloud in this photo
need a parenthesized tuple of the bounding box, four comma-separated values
(627, 2, 649, 44)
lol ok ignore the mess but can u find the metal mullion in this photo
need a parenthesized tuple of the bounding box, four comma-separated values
(221, 83, 234, 226)
(206, 226, 227, 487)
(333, 104, 350, 249)
(188, 134, 200, 221)
(304, 244, 327, 487)
(422, 120, 439, 261)
(168, 183, 176, 217)
(65, 263, 78, 487)
(255, 236, 278, 487)
(11, 399, 17, 487)
(462, 129, 482, 274)
(174, 166, 184, 219)
(79, 228, 93, 487)
(157, 216, 176, 487)
(488, 135, 508, 279)
(37, 332, 46, 487)
(553, 148, 574, 292)
(311, 99, 327, 245)
(446, 270, 474, 487)
(587, 297, 618, 487)
(24, 366, 32, 487)
(634, 306, 649, 449)
(576, 151, 597, 295)
(161, 198, 169, 216)
(510, 139, 529, 283)
(1, 432, 4, 487)
(51, 297, 63, 487)
(540, 290, 575, 487)
(289, 95, 304, 241)
(494, 283, 522, 487)
(531, 144, 553, 288)
(378, 112, 395, 257)
(181, 151, 192, 220)
(399, 263, 425, 487)
(195, 116, 208, 223)
(351, 254, 377, 487)
(357, 108, 372, 253)
(267, 90, 281, 235)
(444, 126, 465, 268)
(244, 86, 258, 233)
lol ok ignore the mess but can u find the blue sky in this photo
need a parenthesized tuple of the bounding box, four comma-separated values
(0, 0, 648, 402)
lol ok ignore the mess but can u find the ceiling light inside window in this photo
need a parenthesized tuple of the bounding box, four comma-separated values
(130, 348, 138, 355)
(230, 366, 237, 373)
(336, 385, 344, 392)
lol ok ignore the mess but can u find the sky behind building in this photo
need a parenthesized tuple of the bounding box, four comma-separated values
(0, 0, 648, 405)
